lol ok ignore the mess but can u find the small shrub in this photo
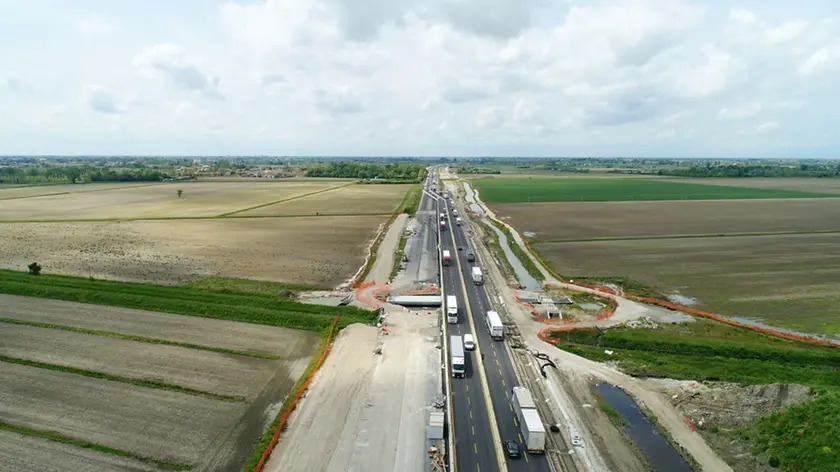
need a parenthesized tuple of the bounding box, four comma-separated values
(27, 262, 41, 276)
(769, 457, 780, 468)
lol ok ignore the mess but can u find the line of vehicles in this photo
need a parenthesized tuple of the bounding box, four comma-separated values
(436, 174, 548, 463)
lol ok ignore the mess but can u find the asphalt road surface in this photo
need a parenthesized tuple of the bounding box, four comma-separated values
(429, 170, 552, 472)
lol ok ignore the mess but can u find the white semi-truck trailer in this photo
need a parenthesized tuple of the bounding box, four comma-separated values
(471, 266, 483, 285)
(512, 386, 546, 453)
(446, 295, 458, 324)
(486, 310, 504, 340)
(450, 335, 465, 378)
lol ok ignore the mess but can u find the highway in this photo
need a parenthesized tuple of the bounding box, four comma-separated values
(430, 170, 553, 472)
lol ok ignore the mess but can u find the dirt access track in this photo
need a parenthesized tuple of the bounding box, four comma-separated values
(265, 311, 440, 472)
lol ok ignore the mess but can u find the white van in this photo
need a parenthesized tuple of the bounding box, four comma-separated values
(463, 333, 475, 350)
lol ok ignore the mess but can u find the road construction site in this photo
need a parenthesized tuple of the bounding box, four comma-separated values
(266, 167, 753, 472)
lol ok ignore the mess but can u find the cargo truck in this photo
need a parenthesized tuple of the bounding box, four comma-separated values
(446, 295, 458, 324)
(511, 386, 546, 453)
(471, 266, 483, 285)
(520, 409, 546, 453)
(450, 335, 465, 378)
(455, 217, 462, 226)
(486, 310, 504, 340)
(440, 220, 446, 231)
(442, 250, 452, 266)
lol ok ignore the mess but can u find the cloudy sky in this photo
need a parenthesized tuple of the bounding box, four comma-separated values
(2, 0, 839, 157)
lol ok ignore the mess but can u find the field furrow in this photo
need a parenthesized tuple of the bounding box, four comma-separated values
(0, 323, 278, 400)
(0, 294, 320, 357)
(0, 362, 243, 466)
(0, 429, 165, 472)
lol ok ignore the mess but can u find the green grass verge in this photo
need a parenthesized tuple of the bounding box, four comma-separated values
(0, 270, 376, 332)
(0, 317, 280, 359)
(549, 321, 840, 386)
(185, 276, 328, 295)
(488, 219, 545, 282)
(396, 184, 423, 215)
(390, 233, 409, 281)
(738, 391, 840, 472)
(472, 177, 838, 203)
(0, 420, 193, 470)
(0, 354, 245, 402)
(243, 336, 330, 471)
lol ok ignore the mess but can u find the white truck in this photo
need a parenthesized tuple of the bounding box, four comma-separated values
(450, 335, 465, 378)
(455, 217, 463, 226)
(446, 295, 458, 324)
(512, 386, 546, 453)
(440, 219, 446, 231)
(486, 310, 504, 340)
(471, 266, 483, 285)
(442, 249, 452, 266)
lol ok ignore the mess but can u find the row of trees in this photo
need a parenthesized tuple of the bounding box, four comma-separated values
(660, 163, 840, 178)
(0, 166, 169, 184)
(305, 162, 426, 181)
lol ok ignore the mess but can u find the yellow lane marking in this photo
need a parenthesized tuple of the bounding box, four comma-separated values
(474, 443, 478, 454)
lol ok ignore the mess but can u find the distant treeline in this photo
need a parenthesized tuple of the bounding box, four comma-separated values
(0, 166, 168, 184)
(457, 166, 501, 174)
(660, 163, 840, 178)
(305, 162, 426, 181)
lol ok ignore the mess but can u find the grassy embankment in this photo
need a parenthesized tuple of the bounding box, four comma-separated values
(488, 218, 545, 283)
(548, 321, 840, 471)
(0, 270, 377, 333)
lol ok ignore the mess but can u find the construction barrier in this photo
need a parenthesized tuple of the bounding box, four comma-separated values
(253, 314, 343, 472)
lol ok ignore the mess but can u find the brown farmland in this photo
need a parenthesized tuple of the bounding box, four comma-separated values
(0, 182, 166, 201)
(240, 184, 410, 216)
(0, 295, 319, 471)
(0, 181, 347, 220)
(0, 215, 386, 286)
(0, 294, 320, 357)
(536, 232, 840, 336)
(0, 430, 163, 472)
(494, 198, 840, 241)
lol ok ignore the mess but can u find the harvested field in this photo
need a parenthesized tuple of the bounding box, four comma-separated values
(0, 294, 320, 357)
(0, 215, 386, 285)
(0, 429, 164, 472)
(0, 181, 346, 220)
(0, 182, 164, 201)
(473, 177, 835, 203)
(495, 199, 840, 241)
(0, 362, 243, 466)
(0, 323, 280, 400)
(240, 184, 411, 216)
(537, 232, 840, 335)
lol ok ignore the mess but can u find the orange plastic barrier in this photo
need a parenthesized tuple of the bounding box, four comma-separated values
(253, 314, 343, 472)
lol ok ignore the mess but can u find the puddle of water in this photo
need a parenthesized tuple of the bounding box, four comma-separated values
(462, 182, 484, 214)
(595, 383, 695, 472)
(486, 223, 543, 292)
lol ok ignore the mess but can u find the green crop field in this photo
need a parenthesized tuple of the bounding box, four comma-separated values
(547, 321, 840, 472)
(472, 178, 836, 203)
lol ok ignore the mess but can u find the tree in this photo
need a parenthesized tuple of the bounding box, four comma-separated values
(177, 189, 183, 198)
(27, 262, 42, 276)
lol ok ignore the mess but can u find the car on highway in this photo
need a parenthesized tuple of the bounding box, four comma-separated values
(504, 440, 520, 458)
(463, 333, 475, 350)
(572, 435, 584, 448)
(466, 250, 475, 261)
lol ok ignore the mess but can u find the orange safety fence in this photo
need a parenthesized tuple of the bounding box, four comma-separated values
(253, 314, 343, 472)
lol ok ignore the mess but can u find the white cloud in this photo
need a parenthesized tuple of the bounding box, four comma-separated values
(1, 0, 839, 156)
(756, 121, 780, 134)
(718, 103, 763, 120)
